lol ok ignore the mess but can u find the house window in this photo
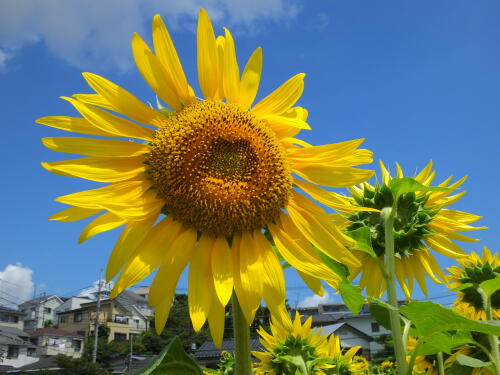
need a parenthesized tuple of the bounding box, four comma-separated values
(7, 345, 19, 359)
(59, 315, 68, 324)
(371, 322, 380, 332)
(72, 340, 82, 350)
(74, 312, 83, 322)
(114, 315, 128, 324)
(44, 307, 52, 314)
(134, 319, 140, 328)
(114, 333, 127, 341)
(27, 348, 37, 357)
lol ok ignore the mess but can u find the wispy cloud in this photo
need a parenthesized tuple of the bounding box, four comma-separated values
(297, 291, 332, 308)
(0, 263, 34, 306)
(0, 0, 300, 73)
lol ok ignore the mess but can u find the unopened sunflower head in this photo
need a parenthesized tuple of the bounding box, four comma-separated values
(253, 312, 362, 375)
(38, 9, 374, 346)
(447, 246, 500, 320)
(331, 161, 486, 299)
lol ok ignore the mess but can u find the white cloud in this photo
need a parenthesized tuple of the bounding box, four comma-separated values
(0, 0, 300, 73)
(0, 263, 34, 307)
(297, 291, 332, 308)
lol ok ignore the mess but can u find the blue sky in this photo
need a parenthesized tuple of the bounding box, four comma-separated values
(0, 0, 499, 309)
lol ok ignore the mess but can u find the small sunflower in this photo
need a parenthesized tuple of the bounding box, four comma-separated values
(329, 161, 486, 298)
(253, 312, 362, 375)
(38, 9, 374, 346)
(407, 337, 438, 375)
(379, 360, 395, 374)
(448, 246, 500, 321)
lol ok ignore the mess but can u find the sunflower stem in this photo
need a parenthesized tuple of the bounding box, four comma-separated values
(232, 293, 252, 375)
(478, 287, 500, 372)
(382, 207, 407, 375)
(437, 352, 445, 375)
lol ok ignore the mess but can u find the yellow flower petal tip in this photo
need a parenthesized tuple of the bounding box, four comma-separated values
(40, 10, 375, 344)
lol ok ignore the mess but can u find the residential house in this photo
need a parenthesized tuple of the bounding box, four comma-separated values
(0, 306, 37, 368)
(195, 338, 264, 369)
(297, 302, 399, 358)
(19, 295, 63, 331)
(29, 327, 84, 358)
(54, 296, 92, 315)
(57, 294, 150, 342)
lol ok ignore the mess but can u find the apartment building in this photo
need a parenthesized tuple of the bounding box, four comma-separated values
(19, 295, 63, 331)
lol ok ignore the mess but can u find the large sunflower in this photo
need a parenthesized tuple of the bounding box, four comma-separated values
(38, 10, 374, 345)
(253, 312, 361, 375)
(328, 161, 486, 298)
(447, 246, 500, 321)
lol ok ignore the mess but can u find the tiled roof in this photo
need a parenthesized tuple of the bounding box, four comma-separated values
(30, 327, 84, 337)
(195, 338, 264, 359)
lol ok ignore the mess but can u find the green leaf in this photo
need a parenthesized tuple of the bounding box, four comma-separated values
(347, 227, 376, 258)
(417, 331, 474, 355)
(389, 177, 448, 201)
(400, 301, 500, 338)
(368, 302, 394, 331)
(339, 281, 365, 315)
(479, 278, 500, 299)
(456, 354, 491, 368)
(314, 247, 350, 280)
(126, 337, 202, 375)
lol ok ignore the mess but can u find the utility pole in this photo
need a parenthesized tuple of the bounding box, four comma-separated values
(92, 270, 103, 363)
(127, 334, 133, 372)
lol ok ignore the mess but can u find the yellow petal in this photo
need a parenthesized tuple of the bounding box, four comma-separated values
(132, 32, 182, 110)
(237, 232, 263, 324)
(106, 214, 158, 281)
(78, 212, 126, 243)
(215, 36, 225, 100)
(211, 236, 234, 306)
(254, 231, 285, 308)
(72, 93, 114, 111)
(111, 217, 182, 297)
(197, 9, 220, 101)
(154, 294, 175, 335)
(222, 28, 240, 104)
(293, 164, 374, 188)
(188, 235, 215, 332)
(36, 116, 116, 137)
(424, 235, 468, 258)
(42, 137, 149, 157)
(263, 114, 311, 132)
(288, 192, 359, 267)
(297, 271, 324, 296)
(239, 47, 262, 111)
(252, 73, 305, 116)
(62, 96, 154, 140)
(42, 156, 146, 182)
(49, 206, 102, 222)
(379, 160, 391, 185)
(411, 254, 428, 295)
(152, 14, 191, 104)
(288, 139, 365, 160)
(294, 178, 379, 213)
(414, 161, 433, 183)
(148, 229, 197, 306)
(269, 214, 340, 284)
(82, 72, 163, 126)
(208, 296, 226, 348)
(437, 209, 482, 224)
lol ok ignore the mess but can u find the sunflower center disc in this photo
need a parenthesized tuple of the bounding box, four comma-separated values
(148, 100, 292, 237)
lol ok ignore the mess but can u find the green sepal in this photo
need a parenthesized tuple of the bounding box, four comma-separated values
(346, 227, 376, 258)
(388, 177, 449, 202)
(479, 278, 500, 299)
